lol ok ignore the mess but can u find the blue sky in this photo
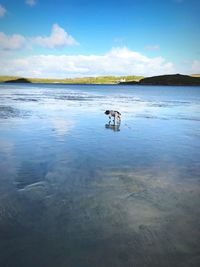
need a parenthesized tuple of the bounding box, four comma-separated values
(0, 0, 199, 78)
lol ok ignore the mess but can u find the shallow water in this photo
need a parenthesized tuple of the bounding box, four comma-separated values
(0, 83, 200, 267)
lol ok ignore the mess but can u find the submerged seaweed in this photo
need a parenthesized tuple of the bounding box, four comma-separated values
(0, 105, 30, 119)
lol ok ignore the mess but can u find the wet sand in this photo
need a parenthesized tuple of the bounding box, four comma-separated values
(0, 83, 200, 267)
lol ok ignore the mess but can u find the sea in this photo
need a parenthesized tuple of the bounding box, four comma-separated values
(0, 83, 200, 267)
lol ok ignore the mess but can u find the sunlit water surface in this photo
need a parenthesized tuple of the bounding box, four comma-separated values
(0, 83, 200, 267)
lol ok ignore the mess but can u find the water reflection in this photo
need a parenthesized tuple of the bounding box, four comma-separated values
(105, 122, 121, 131)
(50, 118, 75, 139)
(0, 84, 200, 267)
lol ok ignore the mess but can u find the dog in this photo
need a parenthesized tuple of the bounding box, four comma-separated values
(105, 110, 121, 124)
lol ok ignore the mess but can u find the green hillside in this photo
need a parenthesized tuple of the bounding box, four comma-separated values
(0, 75, 143, 84)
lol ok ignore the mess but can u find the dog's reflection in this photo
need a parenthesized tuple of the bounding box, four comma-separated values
(105, 121, 121, 132)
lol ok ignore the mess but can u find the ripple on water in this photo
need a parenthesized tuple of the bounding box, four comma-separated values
(0, 105, 31, 119)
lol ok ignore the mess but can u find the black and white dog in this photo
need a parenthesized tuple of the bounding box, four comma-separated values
(105, 110, 121, 124)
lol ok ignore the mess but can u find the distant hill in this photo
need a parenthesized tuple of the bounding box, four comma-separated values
(139, 74, 200, 86)
(191, 74, 200, 78)
(4, 78, 31, 83)
(120, 74, 200, 86)
(0, 75, 143, 84)
(1, 74, 200, 85)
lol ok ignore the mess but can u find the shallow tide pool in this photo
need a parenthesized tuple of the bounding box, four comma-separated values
(0, 83, 200, 267)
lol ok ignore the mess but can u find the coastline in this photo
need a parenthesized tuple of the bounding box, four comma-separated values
(0, 74, 200, 86)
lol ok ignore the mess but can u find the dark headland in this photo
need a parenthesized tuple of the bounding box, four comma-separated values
(120, 74, 200, 86)
(4, 78, 31, 83)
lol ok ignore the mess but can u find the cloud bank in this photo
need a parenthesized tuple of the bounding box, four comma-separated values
(0, 32, 26, 50)
(0, 47, 175, 78)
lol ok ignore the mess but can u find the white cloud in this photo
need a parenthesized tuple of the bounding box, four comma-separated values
(145, 45, 160, 51)
(191, 60, 200, 73)
(32, 24, 79, 48)
(0, 4, 6, 17)
(25, 0, 36, 6)
(0, 24, 78, 50)
(0, 32, 26, 50)
(0, 47, 175, 78)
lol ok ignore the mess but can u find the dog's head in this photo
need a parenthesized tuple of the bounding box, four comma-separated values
(105, 110, 110, 115)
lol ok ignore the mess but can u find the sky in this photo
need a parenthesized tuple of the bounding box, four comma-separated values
(0, 0, 199, 78)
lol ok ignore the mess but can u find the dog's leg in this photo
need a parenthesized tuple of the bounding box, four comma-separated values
(114, 114, 117, 125)
(115, 116, 119, 125)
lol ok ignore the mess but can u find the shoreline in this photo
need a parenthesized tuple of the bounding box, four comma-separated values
(1, 74, 200, 86)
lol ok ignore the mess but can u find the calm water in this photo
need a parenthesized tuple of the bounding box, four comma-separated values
(0, 83, 200, 267)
